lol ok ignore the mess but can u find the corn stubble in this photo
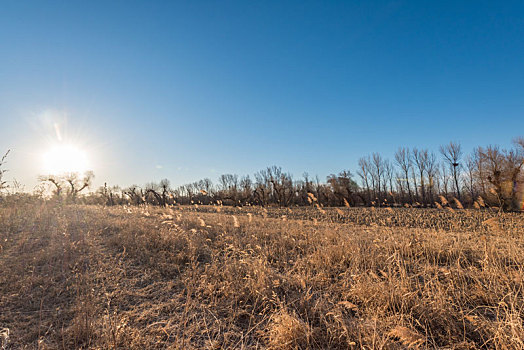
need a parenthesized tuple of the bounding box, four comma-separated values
(0, 202, 523, 349)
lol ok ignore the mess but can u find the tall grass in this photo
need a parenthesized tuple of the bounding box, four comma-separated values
(0, 202, 523, 349)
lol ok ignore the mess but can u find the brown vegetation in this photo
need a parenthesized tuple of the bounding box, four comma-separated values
(26, 138, 524, 212)
(1, 202, 523, 349)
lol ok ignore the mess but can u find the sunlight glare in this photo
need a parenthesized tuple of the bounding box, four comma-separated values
(42, 144, 89, 174)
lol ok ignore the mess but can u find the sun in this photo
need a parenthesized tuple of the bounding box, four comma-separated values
(42, 144, 89, 174)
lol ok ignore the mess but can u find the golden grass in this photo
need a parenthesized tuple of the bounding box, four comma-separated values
(0, 202, 523, 349)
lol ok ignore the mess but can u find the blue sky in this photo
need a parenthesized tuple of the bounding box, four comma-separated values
(1, 1, 523, 190)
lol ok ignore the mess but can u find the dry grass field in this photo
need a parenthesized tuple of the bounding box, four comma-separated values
(1, 202, 523, 349)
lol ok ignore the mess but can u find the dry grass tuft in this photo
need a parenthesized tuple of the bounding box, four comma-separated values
(307, 192, 317, 203)
(453, 197, 464, 209)
(267, 309, 311, 350)
(482, 217, 501, 232)
(388, 325, 425, 348)
(232, 215, 240, 227)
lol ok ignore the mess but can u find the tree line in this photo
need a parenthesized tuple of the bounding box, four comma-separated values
(82, 137, 524, 211)
(2, 137, 523, 211)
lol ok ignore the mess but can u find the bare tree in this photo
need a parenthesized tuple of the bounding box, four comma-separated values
(506, 138, 524, 210)
(478, 145, 505, 206)
(159, 179, 171, 206)
(411, 165, 419, 204)
(433, 167, 442, 198)
(395, 147, 413, 203)
(473, 142, 524, 210)
(240, 176, 253, 203)
(144, 182, 163, 205)
(65, 171, 94, 202)
(413, 148, 428, 205)
(472, 147, 487, 198)
(357, 157, 372, 205)
(199, 178, 213, 195)
(371, 153, 384, 204)
(515, 136, 524, 151)
(395, 172, 405, 200)
(464, 155, 477, 203)
(425, 152, 437, 205)
(254, 169, 271, 206)
(39, 175, 64, 198)
(0, 150, 10, 194)
(383, 160, 394, 204)
(327, 170, 358, 206)
(267, 166, 294, 207)
(124, 185, 143, 205)
(218, 174, 240, 203)
(440, 162, 450, 198)
(184, 183, 196, 203)
(440, 141, 463, 200)
(99, 183, 122, 205)
(191, 178, 213, 204)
